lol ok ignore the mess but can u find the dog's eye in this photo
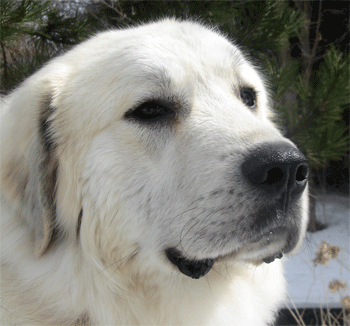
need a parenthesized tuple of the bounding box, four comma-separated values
(126, 101, 175, 122)
(240, 88, 256, 109)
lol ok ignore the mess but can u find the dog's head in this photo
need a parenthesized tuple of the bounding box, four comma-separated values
(1, 19, 309, 279)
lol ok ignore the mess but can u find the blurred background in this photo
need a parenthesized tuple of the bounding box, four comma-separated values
(1, 1, 349, 325)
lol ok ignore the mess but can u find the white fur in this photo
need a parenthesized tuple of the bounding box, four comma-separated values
(0, 19, 308, 325)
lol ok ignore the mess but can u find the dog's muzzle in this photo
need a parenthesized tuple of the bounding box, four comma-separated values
(166, 141, 309, 279)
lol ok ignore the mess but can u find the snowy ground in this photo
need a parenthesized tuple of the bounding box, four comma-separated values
(284, 193, 349, 309)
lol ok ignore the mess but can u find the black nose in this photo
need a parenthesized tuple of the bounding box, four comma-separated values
(241, 142, 309, 198)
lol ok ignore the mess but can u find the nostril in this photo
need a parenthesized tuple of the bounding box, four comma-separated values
(241, 142, 309, 197)
(263, 167, 284, 185)
(296, 164, 309, 182)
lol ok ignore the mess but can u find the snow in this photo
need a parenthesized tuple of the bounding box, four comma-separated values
(284, 193, 350, 308)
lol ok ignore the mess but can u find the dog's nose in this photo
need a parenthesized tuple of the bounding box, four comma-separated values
(241, 142, 309, 198)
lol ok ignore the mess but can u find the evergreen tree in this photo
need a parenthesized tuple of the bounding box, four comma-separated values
(0, 0, 92, 93)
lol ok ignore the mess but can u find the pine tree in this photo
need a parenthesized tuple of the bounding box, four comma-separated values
(0, 0, 92, 93)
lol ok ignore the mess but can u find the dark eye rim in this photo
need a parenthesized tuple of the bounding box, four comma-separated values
(124, 100, 177, 123)
(240, 88, 257, 109)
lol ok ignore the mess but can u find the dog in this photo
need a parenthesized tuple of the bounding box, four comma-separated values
(0, 19, 309, 325)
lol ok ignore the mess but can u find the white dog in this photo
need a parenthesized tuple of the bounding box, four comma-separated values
(0, 19, 309, 325)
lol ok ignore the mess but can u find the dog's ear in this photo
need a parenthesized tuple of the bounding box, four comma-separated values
(1, 94, 59, 257)
(34, 97, 59, 257)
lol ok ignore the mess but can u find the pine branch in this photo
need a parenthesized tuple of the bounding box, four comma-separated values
(305, 0, 323, 85)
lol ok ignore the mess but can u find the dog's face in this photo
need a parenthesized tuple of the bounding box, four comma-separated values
(2, 19, 309, 280)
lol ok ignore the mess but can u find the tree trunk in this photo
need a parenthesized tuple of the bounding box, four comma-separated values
(307, 188, 327, 232)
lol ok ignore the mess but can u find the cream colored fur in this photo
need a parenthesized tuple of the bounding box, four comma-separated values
(0, 19, 308, 325)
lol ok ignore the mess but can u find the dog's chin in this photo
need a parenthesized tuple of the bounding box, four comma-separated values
(165, 227, 290, 279)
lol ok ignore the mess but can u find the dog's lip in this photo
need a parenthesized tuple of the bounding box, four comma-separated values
(218, 226, 289, 264)
(250, 226, 289, 245)
(165, 248, 215, 279)
(166, 227, 288, 278)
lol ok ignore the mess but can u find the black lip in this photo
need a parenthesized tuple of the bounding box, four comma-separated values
(263, 251, 283, 264)
(165, 248, 215, 279)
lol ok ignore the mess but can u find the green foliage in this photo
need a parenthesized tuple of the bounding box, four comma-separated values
(0, 0, 50, 42)
(1, 0, 92, 93)
(33, 9, 91, 46)
(312, 47, 349, 114)
(204, 1, 308, 53)
(296, 48, 349, 168)
(268, 45, 349, 169)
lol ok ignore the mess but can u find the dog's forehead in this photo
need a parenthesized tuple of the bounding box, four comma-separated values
(58, 19, 262, 98)
(111, 20, 264, 100)
(132, 20, 246, 76)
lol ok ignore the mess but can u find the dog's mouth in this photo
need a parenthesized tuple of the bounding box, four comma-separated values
(165, 227, 288, 279)
(165, 248, 215, 279)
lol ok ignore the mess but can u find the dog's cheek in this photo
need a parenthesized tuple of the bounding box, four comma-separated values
(79, 187, 142, 268)
(81, 134, 150, 254)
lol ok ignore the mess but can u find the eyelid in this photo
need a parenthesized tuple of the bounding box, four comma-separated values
(240, 88, 256, 108)
(124, 99, 177, 123)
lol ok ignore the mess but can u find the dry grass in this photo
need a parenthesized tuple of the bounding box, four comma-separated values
(313, 241, 342, 266)
(286, 241, 350, 326)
